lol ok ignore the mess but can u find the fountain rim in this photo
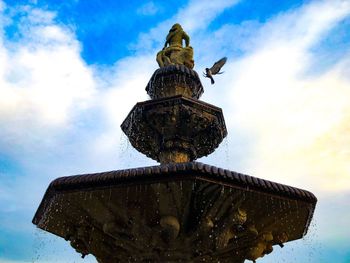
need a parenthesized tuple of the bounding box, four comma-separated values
(120, 94, 227, 134)
(33, 162, 317, 231)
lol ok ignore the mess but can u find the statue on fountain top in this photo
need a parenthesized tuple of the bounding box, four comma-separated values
(156, 23, 194, 69)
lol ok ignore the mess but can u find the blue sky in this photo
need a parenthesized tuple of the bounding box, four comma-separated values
(0, 0, 350, 262)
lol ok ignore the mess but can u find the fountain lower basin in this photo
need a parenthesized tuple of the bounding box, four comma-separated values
(33, 162, 316, 263)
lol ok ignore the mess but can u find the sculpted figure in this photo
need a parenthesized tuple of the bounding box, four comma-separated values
(246, 232, 274, 262)
(164, 23, 190, 48)
(157, 23, 194, 69)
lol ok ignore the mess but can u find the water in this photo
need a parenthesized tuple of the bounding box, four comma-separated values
(32, 228, 96, 262)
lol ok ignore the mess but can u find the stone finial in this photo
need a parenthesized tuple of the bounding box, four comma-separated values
(156, 23, 194, 69)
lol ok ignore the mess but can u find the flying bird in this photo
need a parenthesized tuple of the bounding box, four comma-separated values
(203, 57, 227, 84)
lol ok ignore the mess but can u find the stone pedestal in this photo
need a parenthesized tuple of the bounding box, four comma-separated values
(146, 65, 203, 99)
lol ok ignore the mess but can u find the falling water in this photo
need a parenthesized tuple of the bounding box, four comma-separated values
(223, 137, 230, 167)
(32, 228, 97, 262)
(118, 132, 133, 168)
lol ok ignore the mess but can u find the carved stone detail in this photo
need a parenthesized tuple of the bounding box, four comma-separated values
(146, 65, 204, 99)
(36, 178, 307, 263)
(121, 96, 227, 163)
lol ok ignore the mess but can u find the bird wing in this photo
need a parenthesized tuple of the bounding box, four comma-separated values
(210, 57, 227, 75)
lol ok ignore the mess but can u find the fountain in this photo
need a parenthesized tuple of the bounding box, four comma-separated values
(33, 24, 317, 262)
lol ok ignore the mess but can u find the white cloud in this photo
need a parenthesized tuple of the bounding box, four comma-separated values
(0, 3, 100, 219)
(130, 0, 240, 52)
(89, 54, 158, 169)
(0, 6, 95, 133)
(0, 0, 241, 172)
(215, 0, 350, 192)
(254, 0, 350, 49)
(136, 2, 160, 16)
(174, 0, 240, 32)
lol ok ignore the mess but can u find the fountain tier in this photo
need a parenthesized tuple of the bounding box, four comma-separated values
(121, 95, 227, 163)
(146, 64, 204, 99)
(33, 162, 316, 263)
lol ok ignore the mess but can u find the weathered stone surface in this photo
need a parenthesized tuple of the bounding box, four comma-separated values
(146, 65, 204, 99)
(33, 162, 317, 263)
(121, 95, 227, 163)
(156, 23, 194, 69)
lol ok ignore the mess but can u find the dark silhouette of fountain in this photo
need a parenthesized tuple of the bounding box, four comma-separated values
(33, 24, 317, 262)
(122, 64, 226, 164)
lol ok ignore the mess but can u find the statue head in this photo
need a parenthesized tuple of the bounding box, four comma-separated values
(169, 23, 182, 33)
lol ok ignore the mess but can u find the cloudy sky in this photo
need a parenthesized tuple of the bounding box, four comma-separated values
(0, 0, 350, 262)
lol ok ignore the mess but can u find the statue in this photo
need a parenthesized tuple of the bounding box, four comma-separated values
(156, 23, 194, 69)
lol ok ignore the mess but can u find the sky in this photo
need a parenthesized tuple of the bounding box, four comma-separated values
(0, 0, 350, 262)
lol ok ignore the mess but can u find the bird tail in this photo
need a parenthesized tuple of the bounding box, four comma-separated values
(210, 77, 215, 84)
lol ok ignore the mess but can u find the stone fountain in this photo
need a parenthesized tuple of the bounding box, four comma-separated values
(33, 24, 317, 262)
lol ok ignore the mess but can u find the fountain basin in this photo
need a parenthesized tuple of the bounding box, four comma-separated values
(121, 95, 227, 163)
(33, 162, 316, 263)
